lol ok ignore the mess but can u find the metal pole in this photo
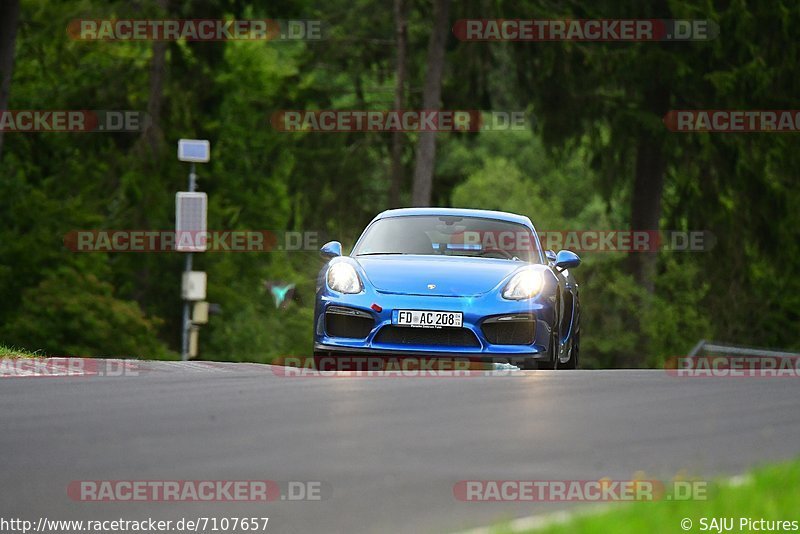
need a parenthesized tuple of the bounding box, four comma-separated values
(189, 162, 197, 191)
(181, 163, 197, 361)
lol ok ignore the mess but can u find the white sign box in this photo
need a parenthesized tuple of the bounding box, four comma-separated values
(182, 271, 207, 301)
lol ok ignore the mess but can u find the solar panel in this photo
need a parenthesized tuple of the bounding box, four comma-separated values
(175, 192, 208, 252)
(177, 139, 210, 162)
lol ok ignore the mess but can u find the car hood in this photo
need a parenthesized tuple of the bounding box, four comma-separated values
(355, 255, 524, 297)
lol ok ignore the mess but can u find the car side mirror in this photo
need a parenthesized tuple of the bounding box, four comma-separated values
(554, 250, 581, 270)
(545, 250, 557, 263)
(320, 241, 342, 260)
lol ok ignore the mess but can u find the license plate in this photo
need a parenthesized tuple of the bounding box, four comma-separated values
(395, 310, 463, 328)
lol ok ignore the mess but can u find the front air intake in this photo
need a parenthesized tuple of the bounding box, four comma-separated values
(325, 306, 374, 339)
(482, 315, 536, 345)
(374, 326, 480, 347)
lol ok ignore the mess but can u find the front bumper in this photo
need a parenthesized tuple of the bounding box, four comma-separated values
(313, 288, 555, 359)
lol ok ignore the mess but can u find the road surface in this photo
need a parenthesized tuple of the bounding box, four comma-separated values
(1, 360, 798, 533)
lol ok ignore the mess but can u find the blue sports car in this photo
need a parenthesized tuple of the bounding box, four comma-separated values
(313, 208, 581, 370)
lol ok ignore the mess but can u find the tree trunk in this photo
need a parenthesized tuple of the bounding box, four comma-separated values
(411, 0, 450, 207)
(388, 0, 409, 208)
(0, 0, 21, 162)
(141, 41, 167, 153)
(137, 0, 169, 156)
(627, 84, 670, 293)
(627, 135, 666, 293)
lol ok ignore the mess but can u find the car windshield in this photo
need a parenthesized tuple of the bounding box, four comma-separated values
(353, 215, 541, 263)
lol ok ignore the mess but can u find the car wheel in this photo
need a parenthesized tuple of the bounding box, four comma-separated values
(538, 304, 561, 370)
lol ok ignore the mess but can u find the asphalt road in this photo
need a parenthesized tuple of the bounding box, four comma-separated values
(1, 360, 798, 533)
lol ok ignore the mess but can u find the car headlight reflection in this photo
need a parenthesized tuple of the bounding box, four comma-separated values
(502, 269, 545, 300)
(327, 263, 363, 294)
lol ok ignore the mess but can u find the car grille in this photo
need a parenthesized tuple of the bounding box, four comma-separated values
(325, 307, 374, 339)
(374, 326, 480, 347)
(482, 315, 536, 345)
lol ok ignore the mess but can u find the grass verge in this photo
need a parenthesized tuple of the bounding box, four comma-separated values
(0, 344, 44, 358)
(488, 458, 800, 533)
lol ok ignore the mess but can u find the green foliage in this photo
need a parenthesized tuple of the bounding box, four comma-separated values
(1, 267, 171, 358)
(578, 260, 644, 368)
(642, 257, 713, 367)
(446, 128, 611, 231)
(578, 256, 712, 368)
(451, 156, 563, 230)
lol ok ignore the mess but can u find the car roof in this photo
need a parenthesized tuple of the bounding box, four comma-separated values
(373, 207, 534, 228)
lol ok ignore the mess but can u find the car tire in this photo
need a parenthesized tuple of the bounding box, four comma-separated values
(560, 332, 579, 370)
(538, 321, 560, 370)
(538, 294, 562, 370)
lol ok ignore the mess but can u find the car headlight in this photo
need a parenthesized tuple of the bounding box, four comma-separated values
(327, 263, 363, 294)
(502, 269, 544, 300)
